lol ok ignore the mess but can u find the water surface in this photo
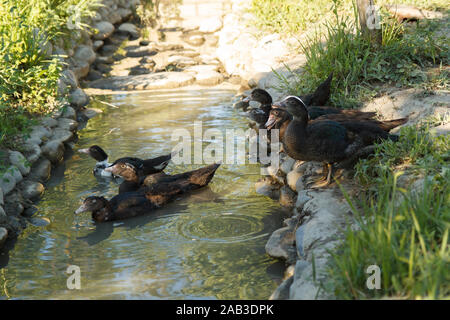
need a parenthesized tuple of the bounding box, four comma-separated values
(0, 89, 287, 299)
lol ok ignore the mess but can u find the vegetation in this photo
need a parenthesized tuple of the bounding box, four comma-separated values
(328, 123, 449, 299)
(0, 0, 100, 148)
(255, 0, 449, 108)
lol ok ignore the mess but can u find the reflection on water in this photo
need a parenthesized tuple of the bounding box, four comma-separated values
(0, 89, 288, 300)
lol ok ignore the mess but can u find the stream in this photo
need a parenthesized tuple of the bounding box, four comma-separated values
(0, 88, 287, 299)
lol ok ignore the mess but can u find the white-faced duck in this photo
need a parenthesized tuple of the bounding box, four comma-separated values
(78, 145, 171, 178)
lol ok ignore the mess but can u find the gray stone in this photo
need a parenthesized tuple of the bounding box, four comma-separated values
(19, 180, 45, 200)
(117, 23, 139, 39)
(0, 206, 7, 224)
(95, 55, 114, 65)
(86, 69, 103, 81)
(58, 118, 78, 132)
(0, 227, 8, 248)
(185, 64, 219, 73)
(279, 186, 297, 208)
(199, 17, 223, 33)
(280, 156, 295, 175)
(61, 69, 79, 89)
(107, 11, 122, 25)
(9, 151, 30, 176)
(125, 45, 158, 58)
(287, 170, 303, 192)
(0, 167, 18, 194)
(0, 187, 3, 206)
(167, 55, 197, 67)
(265, 226, 297, 263)
(22, 205, 38, 218)
(4, 191, 24, 217)
(269, 276, 293, 300)
(117, 8, 132, 20)
(295, 190, 311, 212)
(28, 217, 51, 227)
(22, 142, 41, 164)
(183, 34, 205, 46)
(74, 45, 96, 65)
(69, 88, 90, 108)
(41, 117, 58, 128)
(93, 40, 104, 51)
(295, 225, 305, 258)
(52, 128, 74, 144)
(26, 125, 52, 145)
(195, 70, 224, 86)
(42, 140, 65, 164)
(29, 158, 51, 182)
(62, 106, 77, 120)
(71, 61, 90, 80)
(93, 21, 114, 40)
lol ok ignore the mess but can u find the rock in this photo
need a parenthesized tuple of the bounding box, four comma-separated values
(22, 143, 41, 164)
(0, 187, 3, 206)
(74, 45, 96, 65)
(431, 123, 450, 136)
(385, 4, 444, 21)
(26, 125, 52, 145)
(86, 69, 103, 81)
(93, 21, 114, 40)
(41, 140, 65, 164)
(9, 151, 30, 176)
(0, 227, 7, 248)
(125, 46, 158, 58)
(58, 118, 78, 132)
(295, 190, 311, 212)
(279, 186, 297, 208)
(29, 158, 51, 183)
(80, 108, 102, 119)
(287, 170, 303, 192)
(95, 55, 114, 64)
(99, 44, 118, 56)
(265, 226, 297, 263)
(0, 206, 6, 224)
(71, 60, 90, 79)
(269, 276, 293, 300)
(89, 72, 196, 91)
(0, 167, 19, 195)
(94, 63, 113, 74)
(61, 70, 79, 89)
(4, 191, 24, 216)
(51, 128, 74, 144)
(185, 64, 219, 73)
(117, 8, 132, 21)
(19, 180, 45, 200)
(195, 70, 224, 86)
(22, 206, 38, 218)
(255, 177, 280, 199)
(41, 117, 58, 128)
(183, 34, 205, 46)
(117, 23, 139, 39)
(69, 88, 90, 108)
(108, 11, 122, 25)
(280, 156, 295, 175)
(93, 40, 104, 51)
(199, 18, 223, 33)
(167, 55, 197, 67)
(61, 106, 77, 120)
(28, 217, 51, 227)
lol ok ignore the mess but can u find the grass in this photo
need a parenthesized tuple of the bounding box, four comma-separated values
(328, 124, 449, 299)
(0, 0, 100, 148)
(255, 0, 449, 108)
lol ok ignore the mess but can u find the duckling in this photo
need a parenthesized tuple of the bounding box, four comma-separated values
(78, 145, 171, 178)
(242, 89, 273, 128)
(274, 96, 403, 187)
(105, 161, 221, 194)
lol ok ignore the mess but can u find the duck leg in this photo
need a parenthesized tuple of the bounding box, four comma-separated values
(308, 163, 334, 188)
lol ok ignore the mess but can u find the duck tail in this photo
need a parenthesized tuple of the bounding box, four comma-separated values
(377, 117, 408, 131)
(189, 163, 221, 186)
(310, 72, 333, 106)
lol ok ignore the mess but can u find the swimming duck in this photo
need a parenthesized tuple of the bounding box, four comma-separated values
(242, 88, 273, 128)
(75, 163, 221, 222)
(105, 161, 221, 194)
(271, 96, 403, 186)
(78, 145, 171, 178)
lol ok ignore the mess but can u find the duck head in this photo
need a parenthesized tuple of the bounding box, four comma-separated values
(78, 145, 108, 162)
(104, 161, 139, 182)
(75, 196, 108, 214)
(243, 89, 273, 106)
(265, 108, 293, 130)
(273, 96, 309, 123)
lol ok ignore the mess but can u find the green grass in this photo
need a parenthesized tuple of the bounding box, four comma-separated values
(255, 0, 449, 108)
(327, 124, 449, 299)
(0, 0, 100, 148)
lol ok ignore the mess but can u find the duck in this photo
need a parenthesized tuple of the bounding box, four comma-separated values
(242, 88, 273, 128)
(78, 145, 171, 178)
(270, 96, 405, 186)
(74, 163, 221, 222)
(104, 161, 221, 194)
(300, 72, 333, 107)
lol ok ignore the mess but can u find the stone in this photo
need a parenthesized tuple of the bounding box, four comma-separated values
(125, 46, 158, 58)
(107, 11, 122, 25)
(89, 72, 196, 91)
(26, 125, 52, 145)
(279, 186, 297, 208)
(93, 21, 114, 40)
(61, 106, 77, 120)
(167, 55, 197, 67)
(280, 156, 295, 175)
(19, 180, 45, 200)
(255, 177, 280, 199)
(0, 167, 19, 195)
(41, 140, 65, 164)
(22, 143, 41, 164)
(51, 128, 74, 144)
(99, 44, 118, 56)
(183, 34, 205, 46)
(29, 158, 51, 183)
(0, 206, 6, 224)
(28, 217, 51, 227)
(4, 191, 24, 216)
(69, 88, 90, 108)
(61, 70, 79, 89)
(269, 276, 293, 300)
(58, 118, 78, 132)
(295, 190, 311, 212)
(265, 226, 297, 263)
(385, 4, 444, 21)
(71, 60, 90, 79)
(80, 108, 102, 119)
(195, 70, 224, 86)
(93, 40, 104, 51)
(95, 55, 114, 64)
(287, 170, 303, 192)
(86, 69, 103, 81)
(117, 8, 132, 21)
(22, 205, 38, 218)
(117, 23, 139, 39)
(199, 18, 223, 33)
(0, 227, 7, 248)
(185, 64, 219, 73)
(9, 151, 30, 176)
(74, 45, 96, 65)
(41, 117, 58, 128)
(0, 187, 3, 206)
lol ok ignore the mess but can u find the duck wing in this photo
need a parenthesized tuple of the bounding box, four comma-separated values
(108, 192, 157, 220)
(299, 72, 333, 107)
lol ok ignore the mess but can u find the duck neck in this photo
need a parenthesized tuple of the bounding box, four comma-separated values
(92, 199, 112, 222)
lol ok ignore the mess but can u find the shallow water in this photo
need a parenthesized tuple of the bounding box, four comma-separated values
(0, 89, 287, 300)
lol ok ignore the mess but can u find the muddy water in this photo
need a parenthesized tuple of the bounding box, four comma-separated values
(0, 89, 287, 299)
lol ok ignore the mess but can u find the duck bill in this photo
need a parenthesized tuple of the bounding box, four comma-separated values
(272, 102, 285, 109)
(242, 96, 251, 103)
(265, 114, 277, 129)
(104, 164, 118, 174)
(78, 148, 90, 154)
(75, 203, 88, 214)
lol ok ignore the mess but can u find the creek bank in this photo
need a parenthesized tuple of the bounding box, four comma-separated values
(216, 0, 449, 299)
(0, 0, 140, 249)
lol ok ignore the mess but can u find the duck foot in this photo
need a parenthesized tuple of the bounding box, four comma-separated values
(306, 163, 333, 189)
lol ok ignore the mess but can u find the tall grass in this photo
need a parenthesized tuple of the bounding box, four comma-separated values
(0, 0, 100, 148)
(328, 124, 449, 299)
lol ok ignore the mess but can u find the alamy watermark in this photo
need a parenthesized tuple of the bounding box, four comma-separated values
(66, 265, 81, 290)
(366, 5, 381, 30)
(366, 265, 381, 290)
